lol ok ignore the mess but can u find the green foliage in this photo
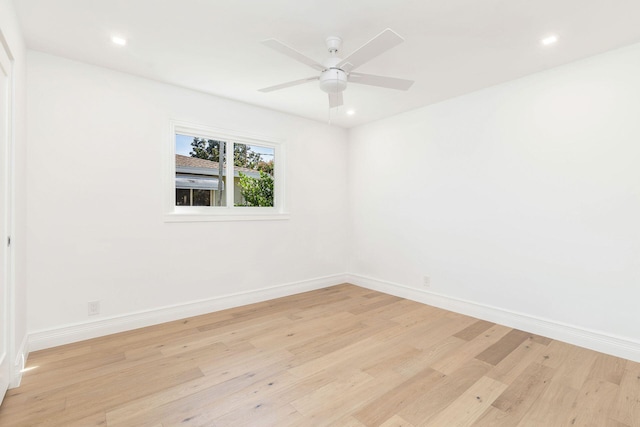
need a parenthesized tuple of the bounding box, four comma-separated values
(190, 138, 262, 169)
(257, 160, 274, 175)
(190, 137, 222, 162)
(237, 171, 274, 207)
(233, 143, 262, 169)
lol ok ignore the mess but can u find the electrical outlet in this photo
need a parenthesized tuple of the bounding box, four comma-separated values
(423, 276, 431, 288)
(88, 301, 100, 316)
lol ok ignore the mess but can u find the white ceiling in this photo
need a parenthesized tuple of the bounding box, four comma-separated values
(14, 0, 640, 128)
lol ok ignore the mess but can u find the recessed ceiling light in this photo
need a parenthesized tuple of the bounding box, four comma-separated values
(346, 109, 355, 116)
(111, 36, 127, 46)
(541, 35, 558, 46)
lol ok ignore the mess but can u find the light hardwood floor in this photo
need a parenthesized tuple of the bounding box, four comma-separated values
(1, 284, 639, 426)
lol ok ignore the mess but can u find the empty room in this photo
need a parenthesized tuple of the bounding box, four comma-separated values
(1, 0, 640, 425)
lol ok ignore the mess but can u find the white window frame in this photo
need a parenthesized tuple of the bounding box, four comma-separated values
(165, 120, 288, 222)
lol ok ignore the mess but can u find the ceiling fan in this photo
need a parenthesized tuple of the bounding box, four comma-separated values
(259, 28, 414, 108)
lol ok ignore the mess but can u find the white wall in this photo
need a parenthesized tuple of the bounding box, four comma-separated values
(26, 52, 349, 342)
(0, 0, 28, 384)
(349, 43, 640, 352)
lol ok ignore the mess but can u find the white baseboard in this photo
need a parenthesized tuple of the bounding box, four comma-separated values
(347, 274, 640, 363)
(28, 274, 348, 352)
(10, 334, 28, 389)
(28, 273, 640, 363)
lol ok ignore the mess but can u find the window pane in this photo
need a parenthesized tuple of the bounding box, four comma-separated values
(176, 188, 191, 206)
(175, 134, 226, 207)
(234, 143, 275, 207)
(192, 189, 211, 206)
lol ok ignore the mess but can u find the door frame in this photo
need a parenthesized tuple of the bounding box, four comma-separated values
(0, 29, 16, 404)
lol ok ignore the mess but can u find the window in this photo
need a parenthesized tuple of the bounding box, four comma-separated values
(166, 121, 286, 222)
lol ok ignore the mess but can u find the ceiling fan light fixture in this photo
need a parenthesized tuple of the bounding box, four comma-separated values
(319, 68, 347, 93)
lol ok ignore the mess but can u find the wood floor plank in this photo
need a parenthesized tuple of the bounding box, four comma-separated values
(610, 360, 640, 426)
(473, 362, 555, 426)
(60, 410, 107, 427)
(0, 396, 66, 425)
(56, 368, 204, 426)
(538, 339, 577, 369)
(430, 324, 511, 375)
(211, 402, 303, 427)
(605, 419, 631, 427)
(335, 415, 368, 427)
(485, 339, 547, 384)
(514, 383, 579, 427)
(289, 370, 396, 425)
(112, 362, 300, 426)
(398, 359, 493, 425)
(475, 329, 531, 366)
(565, 378, 619, 426)
(380, 414, 416, 427)
(553, 345, 599, 390)
(364, 298, 425, 321)
(2, 351, 127, 404)
(348, 294, 404, 315)
(105, 359, 292, 425)
(362, 345, 423, 377)
(353, 367, 443, 426)
(0, 284, 637, 427)
(453, 319, 495, 341)
(287, 336, 394, 378)
(389, 303, 448, 328)
(422, 375, 507, 427)
(393, 335, 467, 378)
(492, 362, 554, 412)
(383, 313, 475, 354)
(286, 320, 371, 357)
(589, 352, 627, 385)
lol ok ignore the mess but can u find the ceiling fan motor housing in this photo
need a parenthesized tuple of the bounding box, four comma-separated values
(325, 36, 342, 53)
(319, 68, 347, 93)
(319, 55, 347, 93)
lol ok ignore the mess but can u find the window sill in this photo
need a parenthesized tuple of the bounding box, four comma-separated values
(164, 211, 290, 222)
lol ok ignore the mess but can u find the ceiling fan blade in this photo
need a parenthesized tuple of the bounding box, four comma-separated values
(259, 76, 319, 93)
(262, 39, 326, 72)
(348, 72, 414, 91)
(328, 92, 343, 108)
(337, 28, 404, 72)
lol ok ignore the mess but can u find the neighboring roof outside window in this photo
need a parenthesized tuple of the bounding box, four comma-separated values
(175, 154, 260, 178)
